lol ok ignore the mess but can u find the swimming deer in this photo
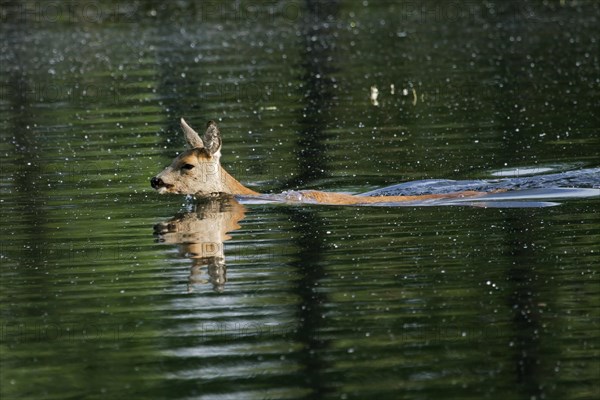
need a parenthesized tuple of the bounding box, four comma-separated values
(150, 118, 485, 204)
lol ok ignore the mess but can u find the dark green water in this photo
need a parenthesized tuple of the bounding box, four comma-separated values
(1, 1, 599, 399)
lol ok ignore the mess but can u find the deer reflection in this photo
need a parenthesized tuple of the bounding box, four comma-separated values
(153, 197, 246, 292)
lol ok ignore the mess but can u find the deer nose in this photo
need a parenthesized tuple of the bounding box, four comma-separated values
(150, 177, 163, 189)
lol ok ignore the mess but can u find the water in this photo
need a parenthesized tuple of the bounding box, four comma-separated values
(1, 1, 599, 399)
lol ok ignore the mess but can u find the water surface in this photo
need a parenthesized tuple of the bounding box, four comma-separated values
(1, 1, 599, 399)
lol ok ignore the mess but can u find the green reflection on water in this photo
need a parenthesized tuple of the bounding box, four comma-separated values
(1, 1, 599, 399)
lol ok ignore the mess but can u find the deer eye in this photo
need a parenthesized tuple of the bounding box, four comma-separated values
(182, 164, 195, 170)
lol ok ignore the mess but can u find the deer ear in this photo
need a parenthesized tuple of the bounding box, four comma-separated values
(181, 118, 204, 149)
(202, 120, 222, 156)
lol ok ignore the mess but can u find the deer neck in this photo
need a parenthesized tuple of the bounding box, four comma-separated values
(218, 166, 260, 196)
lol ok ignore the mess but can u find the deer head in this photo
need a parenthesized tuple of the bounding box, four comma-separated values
(151, 118, 258, 197)
(151, 118, 224, 196)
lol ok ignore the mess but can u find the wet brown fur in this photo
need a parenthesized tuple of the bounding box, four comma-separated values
(292, 190, 484, 205)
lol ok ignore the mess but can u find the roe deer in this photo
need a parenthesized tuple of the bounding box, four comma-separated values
(150, 118, 485, 204)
